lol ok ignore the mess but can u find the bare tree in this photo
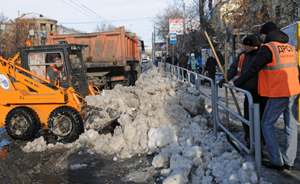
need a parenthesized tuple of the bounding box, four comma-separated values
(1, 18, 36, 58)
(0, 12, 8, 24)
(153, 3, 186, 55)
(0, 12, 9, 57)
(94, 22, 115, 32)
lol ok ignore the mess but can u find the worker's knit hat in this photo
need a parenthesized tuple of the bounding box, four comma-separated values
(243, 35, 259, 47)
(260, 22, 278, 34)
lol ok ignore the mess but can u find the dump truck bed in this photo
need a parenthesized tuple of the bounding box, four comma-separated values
(47, 26, 140, 68)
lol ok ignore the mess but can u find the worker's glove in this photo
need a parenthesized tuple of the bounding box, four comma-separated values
(218, 78, 225, 88)
(228, 80, 235, 87)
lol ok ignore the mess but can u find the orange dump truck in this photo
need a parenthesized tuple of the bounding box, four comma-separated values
(47, 26, 142, 89)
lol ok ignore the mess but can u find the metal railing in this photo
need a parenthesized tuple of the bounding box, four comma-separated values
(165, 63, 262, 179)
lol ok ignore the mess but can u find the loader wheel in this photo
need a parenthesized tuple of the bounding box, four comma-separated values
(5, 107, 40, 140)
(48, 106, 84, 143)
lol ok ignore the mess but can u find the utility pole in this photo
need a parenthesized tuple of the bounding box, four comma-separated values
(152, 32, 154, 63)
(154, 26, 158, 67)
(183, 2, 186, 54)
(183, 2, 186, 38)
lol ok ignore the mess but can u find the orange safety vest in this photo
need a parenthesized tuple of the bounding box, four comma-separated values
(46, 65, 60, 81)
(237, 54, 246, 76)
(258, 41, 300, 97)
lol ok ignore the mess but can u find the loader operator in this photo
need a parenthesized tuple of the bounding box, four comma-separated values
(46, 57, 67, 86)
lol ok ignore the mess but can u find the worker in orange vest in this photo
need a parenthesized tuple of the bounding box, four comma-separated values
(219, 35, 267, 147)
(47, 56, 66, 86)
(229, 22, 300, 171)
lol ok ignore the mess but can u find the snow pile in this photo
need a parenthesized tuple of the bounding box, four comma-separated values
(22, 65, 258, 183)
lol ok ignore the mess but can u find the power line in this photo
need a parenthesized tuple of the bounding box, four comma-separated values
(70, 0, 110, 24)
(79, 3, 108, 23)
(61, 0, 104, 23)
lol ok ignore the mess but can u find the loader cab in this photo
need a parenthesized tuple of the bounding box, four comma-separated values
(19, 44, 90, 97)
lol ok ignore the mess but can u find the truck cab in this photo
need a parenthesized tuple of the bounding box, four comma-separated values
(18, 44, 90, 97)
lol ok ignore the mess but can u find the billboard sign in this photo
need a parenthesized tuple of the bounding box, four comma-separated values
(169, 19, 184, 35)
(201, 49, 212, 66)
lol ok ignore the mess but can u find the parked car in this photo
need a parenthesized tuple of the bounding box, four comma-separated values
(141, 59, 148, 63)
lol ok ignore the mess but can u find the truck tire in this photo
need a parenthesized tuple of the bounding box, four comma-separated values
(124, 72, 133, 86)
(47, 106, 84, 143)
(131, 71, 137, 85)
(5, 107, 40, 140)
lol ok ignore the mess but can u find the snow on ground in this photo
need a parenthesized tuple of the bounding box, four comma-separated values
(21, 64, 263, 183)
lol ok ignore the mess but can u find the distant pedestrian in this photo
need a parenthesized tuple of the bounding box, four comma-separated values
(204, 54, 217, 85)
(179, 54, 188, 79)
(197, 54, 202, 74)
(187, 53, 199, 83)
(173, 56, 178, 66)
(166, 55, 172, 64)
(230, 22, 300, 171)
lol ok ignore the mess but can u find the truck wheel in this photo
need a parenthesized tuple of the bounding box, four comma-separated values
(47, 106, 84, 143)
(131, 71, 137, 85)
(124, 72, 133, 86)
(5, 107, 40, 140)
(136, 64, 142, 77)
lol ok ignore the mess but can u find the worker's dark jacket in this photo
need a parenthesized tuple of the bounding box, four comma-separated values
(227, 49, 259, 93)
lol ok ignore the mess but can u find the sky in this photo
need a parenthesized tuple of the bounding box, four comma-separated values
(1, 0, 187, 49)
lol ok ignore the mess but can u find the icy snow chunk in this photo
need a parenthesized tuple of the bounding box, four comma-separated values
(182, 146, 198, 159)
(122, 123, 136, 143)
(201, 176, 213, 184)
(148, 126, 177, 150)
(187, 86, 200, 96)
(238, 162, 258, 183)
(169, 153, 193, 171)
(152, 152, 171, 168)
(22, 137, 48, 152)
(179, 93, 205, 116)
(192, 157, 202, 167)
(191, 174, 202, 184)
(161, 168, 172, 177)
(163, 168, 189, 184)
(195, 165, 205, 177)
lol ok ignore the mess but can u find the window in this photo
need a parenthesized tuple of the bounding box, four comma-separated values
(28, 52, 65, 83)
(40, 23, 46, 31)
(28, 53, 46, 82)
(41, 38, 47, 45)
